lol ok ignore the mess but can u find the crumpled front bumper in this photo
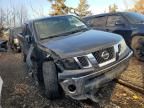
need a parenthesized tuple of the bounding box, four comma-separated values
(59, 51, 133, 100)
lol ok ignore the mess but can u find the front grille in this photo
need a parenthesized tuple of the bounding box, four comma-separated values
(77, 56, 89, 67)
(93, 47, 114, 64)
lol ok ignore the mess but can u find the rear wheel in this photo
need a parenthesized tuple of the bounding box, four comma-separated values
(42, 61, 61, 99)
(131, 36, 144, 61)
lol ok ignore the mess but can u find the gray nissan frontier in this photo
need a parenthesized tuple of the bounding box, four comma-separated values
(18, 15, 133, 102)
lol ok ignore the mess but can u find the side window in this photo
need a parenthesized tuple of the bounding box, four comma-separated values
(88, 16, 107, 27)
(107, 15, 124, 26)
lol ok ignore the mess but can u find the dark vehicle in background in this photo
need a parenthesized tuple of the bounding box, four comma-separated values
(83, 12, 144, 61)
(18, 15, 132, 102)
(9, 27, 22, 52)
(0, 40, 7, 52)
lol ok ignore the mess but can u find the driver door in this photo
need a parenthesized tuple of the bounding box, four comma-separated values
(105, 15, 132, 45)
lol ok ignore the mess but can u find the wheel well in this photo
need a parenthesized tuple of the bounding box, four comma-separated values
(36, 59, 62, 82)
(131, 35, 144, 42)
(131, 35, 144, 45)
(131, 35, 144, 50)
(43, 60, 62, 72)
(132, 34, 144, 39)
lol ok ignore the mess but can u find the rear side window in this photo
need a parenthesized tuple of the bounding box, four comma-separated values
(107, 15, 124, 26)
(87, 16, 107, 27)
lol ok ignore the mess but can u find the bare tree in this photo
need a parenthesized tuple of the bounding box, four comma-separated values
(0, 2, 29, 38)
(0, 9, 5, 37)
(0, 9, 5, 27)
(28, 0, 45, 17)
(17, 6, 28, 26)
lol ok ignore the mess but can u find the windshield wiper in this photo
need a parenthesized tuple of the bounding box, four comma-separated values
(41, 35, 61, 40)
(41, 28, 89, 40)
(62, 28, 89, 35)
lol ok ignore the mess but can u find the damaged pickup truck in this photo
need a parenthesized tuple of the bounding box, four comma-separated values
(18, 15, 133, 101)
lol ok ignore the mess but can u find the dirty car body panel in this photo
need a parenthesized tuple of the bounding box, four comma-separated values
(18, 15, 133, 101)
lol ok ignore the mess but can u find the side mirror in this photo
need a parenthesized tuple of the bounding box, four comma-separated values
(115, 20, 125, 26)
(25, 35, 32, 43)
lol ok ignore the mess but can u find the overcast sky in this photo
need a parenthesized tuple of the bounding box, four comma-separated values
(0, 0, 134, 19)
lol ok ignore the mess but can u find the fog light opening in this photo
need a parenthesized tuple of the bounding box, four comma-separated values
(68, 84, 76, 92)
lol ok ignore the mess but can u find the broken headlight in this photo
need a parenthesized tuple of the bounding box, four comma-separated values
(62, 58, 80, 70)
(119, 39, 127, 55)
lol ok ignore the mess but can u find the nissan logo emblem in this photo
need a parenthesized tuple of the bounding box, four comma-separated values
(101, 51, 110, 60)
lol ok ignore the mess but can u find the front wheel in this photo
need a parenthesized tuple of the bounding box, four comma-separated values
(131, 36, 144, 61)
(42, 61, 61, 99)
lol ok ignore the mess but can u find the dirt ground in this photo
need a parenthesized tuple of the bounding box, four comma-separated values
(0, 52, 144, 108)
(120, 57, 144, 88)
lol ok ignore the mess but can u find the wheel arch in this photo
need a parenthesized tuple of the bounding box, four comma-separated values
(131, 33, 144, 39)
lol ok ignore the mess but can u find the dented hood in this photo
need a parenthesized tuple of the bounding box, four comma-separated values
(41, 30, 122, 58)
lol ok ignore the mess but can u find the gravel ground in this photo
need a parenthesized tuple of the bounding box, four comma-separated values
(0, 52, 144, 108)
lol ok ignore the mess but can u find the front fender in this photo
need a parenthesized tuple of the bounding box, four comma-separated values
(131, 26, 144, 38)
(37, 44, 61, 61)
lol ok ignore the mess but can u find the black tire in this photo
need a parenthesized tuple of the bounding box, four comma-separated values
(32, 61, 44, 85)
(15, 48, 21, 53)
(131, 36, 144, 61)
(42, 61, 60, 99)
(12, 47, 21, 53)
